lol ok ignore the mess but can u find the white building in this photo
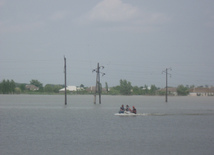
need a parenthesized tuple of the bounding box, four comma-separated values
(59, 86, 77, 92)
(59, 86, 85, 92)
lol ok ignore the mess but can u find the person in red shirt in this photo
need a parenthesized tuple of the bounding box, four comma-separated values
(132, 106, 137, 114)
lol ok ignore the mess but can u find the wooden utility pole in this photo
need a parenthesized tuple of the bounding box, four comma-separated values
(94, 63, 99, 104)
(64, 56, 67, 105)
(93, 63, 105, 104)
(162, 68, 172, 102)
(165, 68, 168, 102)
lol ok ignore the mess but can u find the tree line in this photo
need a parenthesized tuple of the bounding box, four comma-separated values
(107, 79, 159, 95)
(0, 79, 63, 94)
(0, 79, 195, 96)
(0, 79, 16, 94)
(102, 80, 190, 96)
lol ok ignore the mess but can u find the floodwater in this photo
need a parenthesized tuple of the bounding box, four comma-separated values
(0, 95, 214, 155)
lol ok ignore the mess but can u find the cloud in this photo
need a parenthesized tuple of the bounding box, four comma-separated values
(0, 0, 5, 7)
(204, 10, 214, 28)
(1, 10, 69, 34)
(50, 10, 70, 21)
(80, 0, 170, 32)
(0, 21, 45, 34)
(87, 0, 139, 22)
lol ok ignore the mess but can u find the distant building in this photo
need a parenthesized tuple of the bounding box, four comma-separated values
(25, 85, 39, 91)
(158, 87, 177, 96)
(76, 86, 84, 91)
(59, 86, 77, 92)
(59, 86, 85, 92)
(86, 86, 96, 93)
(86, 86, 107, 93)
(189, 88, 214, 96)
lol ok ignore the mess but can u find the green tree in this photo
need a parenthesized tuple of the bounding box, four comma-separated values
(80, 84, 85, 88)
(149, 85, 158, 95)
(15, 87, 21, 94)
(53, 85, 62, 93)
(10, 80, 16, 94)
(30, 79, 43, 90)
(44, 84, 54, 93)
(177, 85, 189, 96)
(109, 87, 120, 95)
(120, 79, 132, 95)
(0, 82, 2, 93)
(6, 80, 10, 93)
(132, 86, 142, 95)
(105, 82, 109, 93)
(0, 79, 16, 94)
(1, 79, 7, 94)
(142, 85, 148, 95)
(19, 84, 26, 92)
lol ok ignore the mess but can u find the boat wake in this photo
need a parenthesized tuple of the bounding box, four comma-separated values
(114, 113, 214, 116)
(114, 113, 151, 116)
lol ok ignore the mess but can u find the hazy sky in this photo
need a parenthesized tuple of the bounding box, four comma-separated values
(1, 0, 214, 88)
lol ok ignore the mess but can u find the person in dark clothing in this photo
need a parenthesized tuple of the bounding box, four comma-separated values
(119, 105, 125, 113)
(125, 105, 131, 111)
(132, 106, 137, 114)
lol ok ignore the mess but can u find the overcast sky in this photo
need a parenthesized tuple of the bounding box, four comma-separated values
(1, 0, 214, 88)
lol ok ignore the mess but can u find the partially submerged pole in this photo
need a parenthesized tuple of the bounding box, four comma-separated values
(64, 56, 67, 105)
(165, 68, 168, 102)
(94, 63, 99, 104)
(97, 64, 101, 104)
(162, 68, 171, 103)
(93, 63, 105, 104)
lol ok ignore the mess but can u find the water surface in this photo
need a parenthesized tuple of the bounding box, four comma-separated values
(0, 95, 214, 155)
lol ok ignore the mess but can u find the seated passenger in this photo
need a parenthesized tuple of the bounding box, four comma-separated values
(119, 105, 125, 113)
(125, 105, 130, 111)
(132, 106, 137, 114)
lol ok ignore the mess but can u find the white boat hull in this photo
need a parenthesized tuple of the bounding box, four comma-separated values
(115, 111, 137, 116)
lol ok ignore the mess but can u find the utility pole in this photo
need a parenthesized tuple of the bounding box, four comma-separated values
(64, 56, 67, 105)
(162, 68, 172, 102)
(92, 63, 105, 104)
